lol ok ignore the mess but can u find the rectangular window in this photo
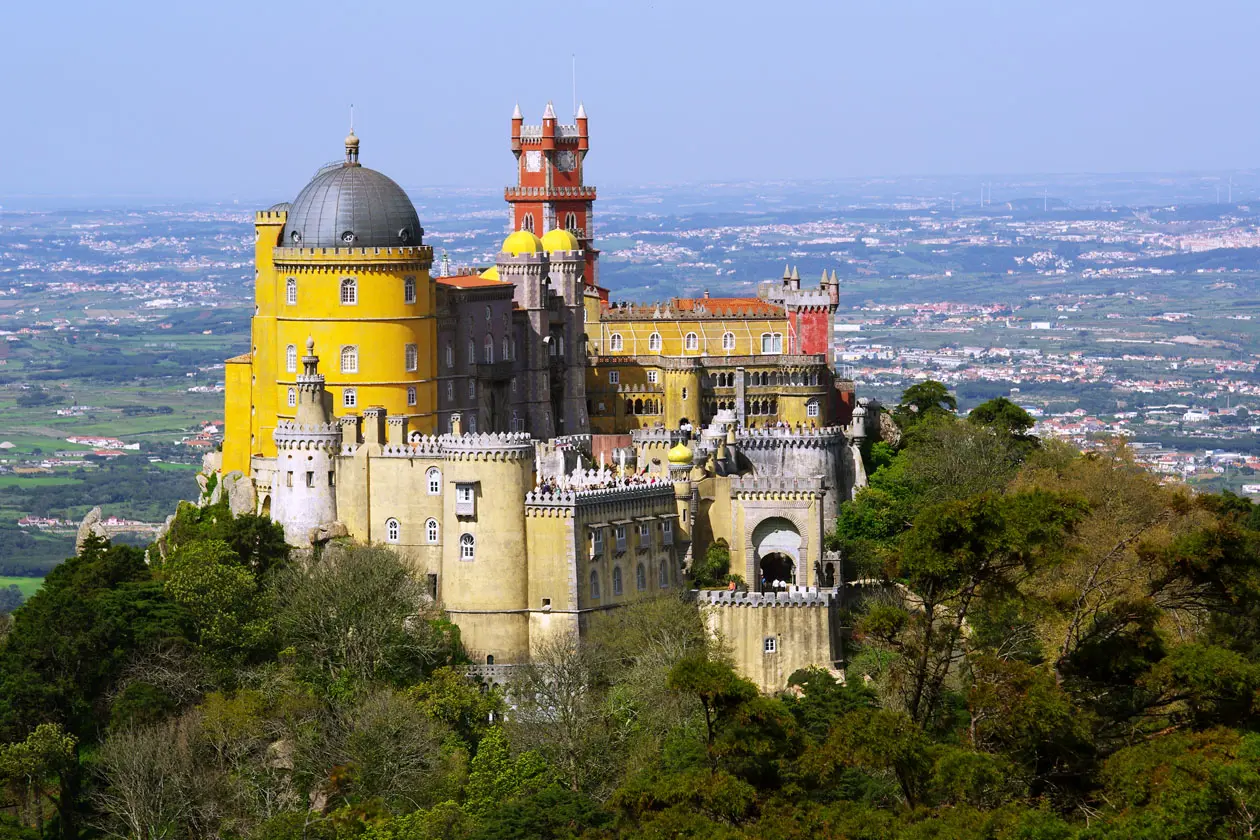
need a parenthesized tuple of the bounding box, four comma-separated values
(343, 388, 357, 408)
(468, 380, 476, 400)
(405, 344, 418, 372)
(455, 483, 476, 517)
(404, 276, 417, 304)
(340, 278, 357, 305)
(407, 386, 417, 407)
(286, 278, 297, 305)
(305, 472, 314, 488)
(608, 370, 619, 384)
(615, 525, 627, 552)
(646, 370, 658, 384)
(591, 529, 604, 555)
(447, 382, 454, 401)
(328, 471, 335, 487)
(662, 519, 674, 546)
(807, 401, 820, 418)
(285, 471, 293, 487)
(764, 637, 778, 654)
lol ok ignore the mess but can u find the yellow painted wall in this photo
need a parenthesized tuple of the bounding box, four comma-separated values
(221, 357, 253, 475)
(595, 317, 789, 357)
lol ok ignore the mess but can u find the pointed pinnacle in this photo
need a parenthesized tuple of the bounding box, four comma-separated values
(783, 263, 791, 280)
(576, 101, 587, 118)
(791, 266, 800, 281)
(543, 100, 556, 119)
(512, 102, 522, 119)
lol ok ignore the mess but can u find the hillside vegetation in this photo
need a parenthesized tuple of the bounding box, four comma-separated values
(3, 385, 1260, 838)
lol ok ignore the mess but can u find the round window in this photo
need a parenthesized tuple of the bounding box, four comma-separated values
(398, 227, 412, 243)
(290, 230, 301, 243)
(341, 231, 357, 244)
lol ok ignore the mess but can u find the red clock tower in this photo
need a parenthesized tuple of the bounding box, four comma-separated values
(508, 101, 602, 296)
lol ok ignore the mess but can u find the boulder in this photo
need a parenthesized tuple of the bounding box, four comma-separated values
(75, 506, 109, 554)
(222, 471, 256, 517)
(308, 522, 348, 544)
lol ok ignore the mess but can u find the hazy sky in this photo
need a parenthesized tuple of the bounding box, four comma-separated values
(4, 0, 1259, 200)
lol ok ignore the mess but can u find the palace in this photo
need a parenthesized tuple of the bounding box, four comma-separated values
(210, 104, 876, 690)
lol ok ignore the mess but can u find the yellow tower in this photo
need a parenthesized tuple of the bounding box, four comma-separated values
(225, 132, 438, 474)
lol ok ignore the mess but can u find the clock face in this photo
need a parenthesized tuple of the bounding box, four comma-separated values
(555, 150, 576, 172)
(525, 151, 543, 172)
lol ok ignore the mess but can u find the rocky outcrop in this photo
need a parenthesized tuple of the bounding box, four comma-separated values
(75, 506, 109, 553)
(876, 408, 902, 448)
(309, 522, 348, 544)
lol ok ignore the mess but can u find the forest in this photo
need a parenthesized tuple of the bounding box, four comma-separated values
(3, 383, 1260, 838)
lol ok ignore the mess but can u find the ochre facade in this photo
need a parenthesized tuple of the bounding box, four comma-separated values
(213, 104, 873, 690)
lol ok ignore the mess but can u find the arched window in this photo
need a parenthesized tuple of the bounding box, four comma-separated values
(426, 518, 439, 544)
(404, 276, 416, 304)
(612, 566, 623, 596)
(340, 277, 357, 305)
(565, 212, 578, 231)
(426, 467, 441, 495)
(468, 339, 476, 364)
(648, 332, 662, 352)
(625, 399, 634, 415)
(385, 518, 400, 543)
(286, 277, 297, 305)
(659, 560, 669, 588)
(287, 387, 296, 407)
(340, 345, 358, 373)
(446, 382, 454, 401)
(484, 335, 494, 363)
(460, 533, 475, 560)
(405, 343, 418, 372)
(503, 336, 511, 361)
(468, 380, 476, 400)
(522, 213, 535, 233)
(590, 570, 600, 599)
(484, 305, 492, 323)
(285, 344, 297, 372)
(407, 386, 417, 407)
(760, 333, 773, 354)
(445, 342, 453, 369)
(610, 333, 624, 352)
(722, 331, 735, 351)
(684, 332, 699, 351)
(634, 398, 643, 414)
(343, 388, 357, 408)
(636, 563, 647, 591)
(807, 400, 820, 418)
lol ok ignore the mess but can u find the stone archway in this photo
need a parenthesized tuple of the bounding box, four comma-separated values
(751, 517, 801, 592)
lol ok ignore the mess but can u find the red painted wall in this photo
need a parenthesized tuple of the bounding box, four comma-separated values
(790, 308, 832, 356)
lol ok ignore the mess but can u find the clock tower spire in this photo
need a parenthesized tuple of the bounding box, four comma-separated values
(507, 102, 601, 297)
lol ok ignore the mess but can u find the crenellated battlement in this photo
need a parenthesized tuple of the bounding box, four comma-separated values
(728, 475, 827, 496)
(272, 245, 433, 267)
(274, 421, 341, 451)
(694, 588, 834, 608)
(631, 427, 688, 446)
(525, 481, 674, 511)
(346, 431, 535, 462)
(735, 427, 846, 450)
(602, 299, 785, 321)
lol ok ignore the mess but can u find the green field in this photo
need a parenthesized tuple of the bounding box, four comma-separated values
(0, 576, 43, 598)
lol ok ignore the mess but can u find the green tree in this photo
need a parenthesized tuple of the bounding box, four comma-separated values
(893, 380, 957, 431)
(691, 539, 733, 589)
(968, 397, 1036, 439)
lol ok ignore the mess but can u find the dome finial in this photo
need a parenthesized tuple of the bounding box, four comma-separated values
(345, 104, 360, 165)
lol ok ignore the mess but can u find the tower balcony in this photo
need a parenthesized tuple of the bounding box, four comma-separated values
(505, 186, 597, 201)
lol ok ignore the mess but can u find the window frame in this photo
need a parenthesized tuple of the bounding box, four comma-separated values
(285, 344, 297, 373)
(340, 277, 357, 305)
(426, 467, 442, 495)
(285, 277, 297, 306)
(340, 345, 358, 374)
(648, 332, 662, 352)
(343, 388, 357, 408)
(459, 532, 475, 560)
(385, 518, 400, 544)
(405, 343, 418, 372)
(287, 387, 296, 407)
(722, 331, 735, 351)
(403, 275, 416, 305)
(407, 386, 417, 407)
(609, 333, 624, 352)
(426, 518, 439, 544)
(608, 370, 619, 385)
(684, 332, 699, 352)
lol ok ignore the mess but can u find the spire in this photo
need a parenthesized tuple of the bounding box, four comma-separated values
(821, 269, 828, 285)
(830, 269, 838, 283)
(783, 264, 791, 280)
(512, 102, 522, 119)
(576, 101, 587, 119)
(790, 266, 800, 281)
(543, 100, 556, 120)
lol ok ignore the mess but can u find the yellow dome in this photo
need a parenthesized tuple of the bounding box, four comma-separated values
(502, 230, 544, 256)
(541, 228, 580, 253)
(668, 441, 694, 465)
(479, 266, 500, 281)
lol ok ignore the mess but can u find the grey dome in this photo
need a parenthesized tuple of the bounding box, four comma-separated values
(282, 165, 422, 248)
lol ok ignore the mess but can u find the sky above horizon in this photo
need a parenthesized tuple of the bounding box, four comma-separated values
(4, 0, 1259, 201)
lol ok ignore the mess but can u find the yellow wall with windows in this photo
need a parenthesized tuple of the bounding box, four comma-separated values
(221, 356, 253, 475)
(232, 230, 439, 467)
(594, 317, 789, 357)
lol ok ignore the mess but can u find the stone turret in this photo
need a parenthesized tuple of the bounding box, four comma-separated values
(271, 340, 341, 545)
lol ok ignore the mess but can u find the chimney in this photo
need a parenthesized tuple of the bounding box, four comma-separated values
(450, 412, 463, 436)
(361, 406, 387, 446)
(386, 415, 408, 445)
